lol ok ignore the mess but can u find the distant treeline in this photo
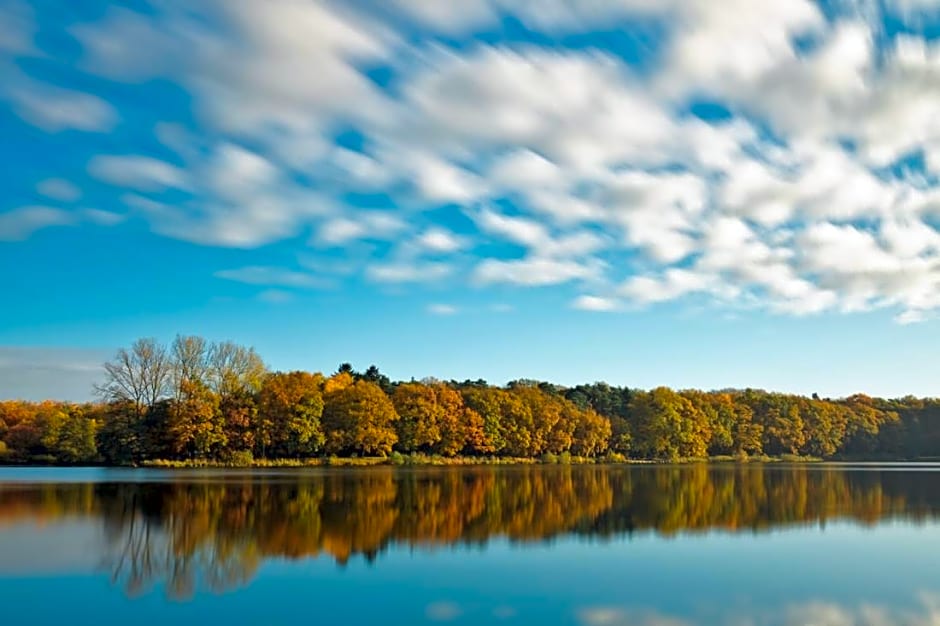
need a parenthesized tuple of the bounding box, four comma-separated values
(0, 335, 938, 465)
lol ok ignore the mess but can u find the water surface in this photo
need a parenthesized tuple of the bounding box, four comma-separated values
(1, 464, 939, 625)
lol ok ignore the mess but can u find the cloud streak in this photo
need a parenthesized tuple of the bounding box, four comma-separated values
(5, 0, 940, 322)
(0, 347, 108, 402)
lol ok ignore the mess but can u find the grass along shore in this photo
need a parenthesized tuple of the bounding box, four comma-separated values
(136, 452, 823, 469)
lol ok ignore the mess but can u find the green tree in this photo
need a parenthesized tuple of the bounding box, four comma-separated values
(54, 408, 98, 463)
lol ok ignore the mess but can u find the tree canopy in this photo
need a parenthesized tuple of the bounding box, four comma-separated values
(0, 335, 932, 465)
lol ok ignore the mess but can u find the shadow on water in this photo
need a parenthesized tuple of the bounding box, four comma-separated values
(2, 464, 940, 598)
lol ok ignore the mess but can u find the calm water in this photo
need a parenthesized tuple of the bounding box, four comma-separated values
(2, 465, 940, 625)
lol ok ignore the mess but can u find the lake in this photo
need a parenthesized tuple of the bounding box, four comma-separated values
(1, 464, 940, 625)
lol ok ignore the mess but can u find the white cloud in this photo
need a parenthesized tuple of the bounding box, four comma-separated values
(880, 218, 940, 258)
(427, 303, 458, 315)
(414, 227, 467, 253)
(316, 219, 366, 246)
(257, 289, 294, 304)
(0, 207, 73, 241)
(215, 266, 328, 289)
(657, 0, 825, 97)
(75, 1, 391, 134)
(198, 0, 391, 133)
(489, 149, 565, 191)
(393, 46, 679, 171)
(475, 208, 548, 249)
(140, 144, 331, 248)
(474, 208, 606, 257)
(72, 7, 179, 81)
(68, 1, 397, 253)
(620, 269, 722, 305)
(599, 170, 706, 263)
(391, 0, 496, 32)
(0, 0, 35, 55)
(88, 155, 189, 192)
(36, 179, 81, 203)
(11, 0, 940, 326)
(896, 309, 929, 324)
(697, 217, 779, 272)
(889, 0, 940, 24)
(391, 0, 708, 35)
(81, 209, 125, 226)
(474, 256, 604, 286)
(398, 151, 486, 203)
(329, 148, 393, 187)
(205, 144, 279, 199)
(572, 295, 620, 312)
(7, 82, 117, 132)
(366, 261, 453, 283)
(315, 212, 406, 246)
(0, 347, 109, 402)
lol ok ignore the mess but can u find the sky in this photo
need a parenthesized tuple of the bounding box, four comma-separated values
(2, 0, 940, 401)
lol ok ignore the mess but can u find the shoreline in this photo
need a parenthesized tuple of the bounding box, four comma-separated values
(5, 454, 900, 469)
(8, 453, 940, 470)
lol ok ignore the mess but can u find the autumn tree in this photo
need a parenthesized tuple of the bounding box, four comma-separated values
(435, 384, 485, 456)
(256, 371, 325, 458)
(96, 402, 143, 464)
(460, 386, 506, 454)
(730, 398, 763, 456)
(322, 380, 399, 456)
(392, 382, 443, 453)
(571, 408, 611, 457)
(220, 391, 257, 457)
(630, 388, 711, 460)
(168, 380, 225, 459)
(511, 384, 562, 456)
(11, 333, 940, 465)
(498, 391, 534, 457)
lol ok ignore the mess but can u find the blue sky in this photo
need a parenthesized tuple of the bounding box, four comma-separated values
(3, 0, 940, 400)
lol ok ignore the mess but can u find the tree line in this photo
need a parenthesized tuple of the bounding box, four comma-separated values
(0, 335, 938, 464)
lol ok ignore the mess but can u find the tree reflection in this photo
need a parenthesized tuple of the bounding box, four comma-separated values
(1, 465, 940, 598)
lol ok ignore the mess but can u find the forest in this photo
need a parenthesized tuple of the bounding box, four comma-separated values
(0, 335, 938, 465)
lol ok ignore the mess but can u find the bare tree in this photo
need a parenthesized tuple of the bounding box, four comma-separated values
(171, 335, 210, 401)
(208, 341, 266, 400)
(96, 338, 172, 417)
